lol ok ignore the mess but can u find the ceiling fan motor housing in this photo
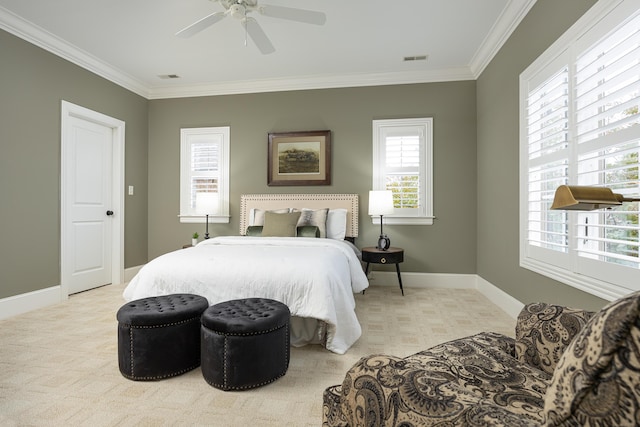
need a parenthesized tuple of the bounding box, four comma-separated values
(219, 0, 257, 9)
(229, 4, 246, 19)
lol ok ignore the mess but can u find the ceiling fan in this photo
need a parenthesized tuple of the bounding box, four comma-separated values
(176, 0, 327, 55)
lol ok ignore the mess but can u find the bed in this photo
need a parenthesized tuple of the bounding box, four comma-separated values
(122, 194, 368, 354)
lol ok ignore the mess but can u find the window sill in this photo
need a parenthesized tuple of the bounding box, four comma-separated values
(372, 216, 434, 226)
(520, 256, 631, 302)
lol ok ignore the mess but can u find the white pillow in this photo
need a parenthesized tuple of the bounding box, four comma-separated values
(326, 209, 348, 240)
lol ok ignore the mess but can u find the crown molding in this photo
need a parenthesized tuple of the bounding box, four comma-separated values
(1, 1, 532, 100)
(469, 0, 538, 77)
(146, 68, 475, 99)
(0, 6, 150, 98)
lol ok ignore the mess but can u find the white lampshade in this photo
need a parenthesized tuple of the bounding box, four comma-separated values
(368, 190, 394, 216)
(195, 192, 218, 214)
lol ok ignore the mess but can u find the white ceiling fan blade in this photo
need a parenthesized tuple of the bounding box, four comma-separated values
(259, 5, 326, 25)
(242, 18, 275, 55)
(176, 11, 226, 38)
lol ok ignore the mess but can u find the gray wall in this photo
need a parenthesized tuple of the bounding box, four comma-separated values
(148, 83, 478, 274)
(0, 29, 149, 299)
(476, 0, 607, 311)
(1, 0, 617, 313)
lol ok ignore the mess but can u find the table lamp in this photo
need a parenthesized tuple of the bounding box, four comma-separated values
(196, 192, 218, 239)
(369, 190, 394, 250)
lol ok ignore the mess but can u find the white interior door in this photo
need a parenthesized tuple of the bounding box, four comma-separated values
(61, 101, 124, 295)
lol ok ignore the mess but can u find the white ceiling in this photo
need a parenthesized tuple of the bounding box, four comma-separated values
(0, 0, 536, 99)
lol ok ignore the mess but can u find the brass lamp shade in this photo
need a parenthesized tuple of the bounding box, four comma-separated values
(551, 185, 630, 210)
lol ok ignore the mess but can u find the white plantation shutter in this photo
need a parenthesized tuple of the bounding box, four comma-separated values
(372, 118, 433, 224)
(385, 133, 420, 210)
(190, 141, 219, 211)
(573, 12, 640, 288)
(575, 13, 640, 145)
(180, 127, 230, 223)
(525, 65, 570, 266)
(520, 0, 640, 300)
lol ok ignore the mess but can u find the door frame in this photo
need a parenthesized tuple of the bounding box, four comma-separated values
(60, 100, 125, 298)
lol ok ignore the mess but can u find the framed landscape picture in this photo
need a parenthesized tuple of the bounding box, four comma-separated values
(267, 130, 331, 186)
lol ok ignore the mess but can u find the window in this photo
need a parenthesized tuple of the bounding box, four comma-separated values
(372, 118, 433, 225)
(520, 0, 640, 300)
(179, 127, 230, 223)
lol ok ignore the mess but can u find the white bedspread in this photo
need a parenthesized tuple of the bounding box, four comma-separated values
(123, 236, 369, 354)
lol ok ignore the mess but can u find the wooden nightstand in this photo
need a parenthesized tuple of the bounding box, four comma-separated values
(361, 246, 404, 295)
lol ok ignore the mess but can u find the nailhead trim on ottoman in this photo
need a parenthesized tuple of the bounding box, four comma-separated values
(116, 294, 209, 381)
(201, 298, 291, 391)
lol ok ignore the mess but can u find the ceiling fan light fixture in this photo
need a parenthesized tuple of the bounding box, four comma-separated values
(230, 4, 246, 19)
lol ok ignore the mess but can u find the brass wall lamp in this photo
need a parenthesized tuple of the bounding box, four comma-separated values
(551, 185, 640, 211)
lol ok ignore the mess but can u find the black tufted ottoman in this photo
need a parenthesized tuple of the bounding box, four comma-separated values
(117, 294, 209, 381)
(201, 298, 290, 391)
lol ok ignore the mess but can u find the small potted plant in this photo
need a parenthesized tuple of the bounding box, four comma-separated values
(192, 232, 199, 246)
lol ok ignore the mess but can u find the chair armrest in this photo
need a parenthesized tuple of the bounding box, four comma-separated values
(544, 290, 640, 425)
(515, 302, 594, 375)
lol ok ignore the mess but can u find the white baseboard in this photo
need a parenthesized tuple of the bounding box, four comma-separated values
(476, 276, 524, 319)
(0, 285, 65, 321)
(369, 271, 523, 319)
(124, 265, 143, 282)
(0, 265, 144, 321)
(369, 271, 477, 289)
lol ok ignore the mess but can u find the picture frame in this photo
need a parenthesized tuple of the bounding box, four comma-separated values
(267, 130, 331, 186)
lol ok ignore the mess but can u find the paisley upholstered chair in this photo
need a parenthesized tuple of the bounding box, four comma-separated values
(323, 290, 640, 426)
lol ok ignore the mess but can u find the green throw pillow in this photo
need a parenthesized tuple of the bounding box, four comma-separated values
(297, 225, 320, 237)
(262, 211, 302, 237)
(246, 225, 263, 236)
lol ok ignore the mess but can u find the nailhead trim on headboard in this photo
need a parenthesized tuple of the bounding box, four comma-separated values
(240, 193, 359, 237)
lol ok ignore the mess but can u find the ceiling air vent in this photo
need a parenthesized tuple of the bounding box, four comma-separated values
(158, 74, 181, 79)
(403, 55, 428, 62)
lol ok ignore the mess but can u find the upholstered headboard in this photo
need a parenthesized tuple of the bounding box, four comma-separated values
(240, 193, 359, 237)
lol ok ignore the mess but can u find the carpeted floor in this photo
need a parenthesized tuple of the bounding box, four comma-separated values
(0, 283, 515, 426)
